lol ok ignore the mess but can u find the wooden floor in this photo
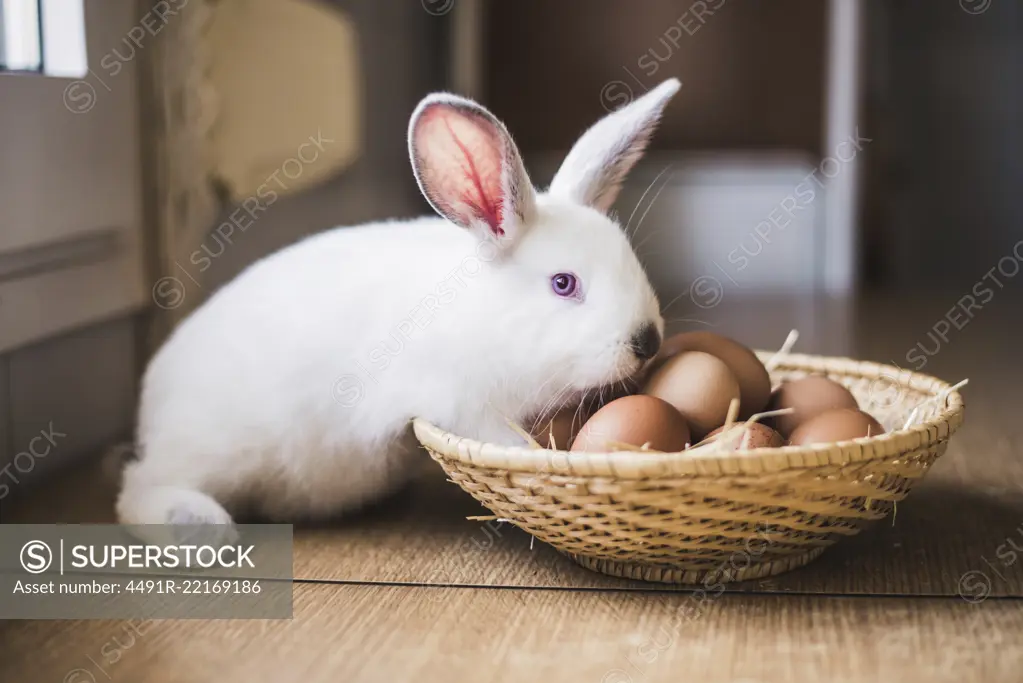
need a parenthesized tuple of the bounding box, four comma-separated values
(2, 294, 1022, 681)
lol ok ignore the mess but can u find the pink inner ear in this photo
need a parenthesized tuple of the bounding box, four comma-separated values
(415, 105, 505, 235)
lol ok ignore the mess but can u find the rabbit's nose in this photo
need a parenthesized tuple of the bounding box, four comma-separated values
(630, 323, 662, 361)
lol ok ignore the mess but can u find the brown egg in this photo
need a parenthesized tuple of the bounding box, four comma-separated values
(768, 375, 859, 437)
(532, 408, 586, 450)
(706, 422, 784, 450)
(788, 409, 885, 446)
(571, 395, 690, 453)
(642, 351, 741, 440)
(653, 332, 771, 418)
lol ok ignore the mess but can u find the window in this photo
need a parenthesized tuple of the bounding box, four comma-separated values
(0, 0, 87, 77)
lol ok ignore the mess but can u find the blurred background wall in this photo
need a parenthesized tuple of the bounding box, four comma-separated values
(864, 0, 1022, 289)
(201, 0, 448, 291)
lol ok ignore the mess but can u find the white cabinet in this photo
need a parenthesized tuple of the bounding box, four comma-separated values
(0, 0, 146, 352)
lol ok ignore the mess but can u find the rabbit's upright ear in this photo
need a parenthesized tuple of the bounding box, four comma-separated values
(409, 94, 536, 247)
(549, 78, 681, 214)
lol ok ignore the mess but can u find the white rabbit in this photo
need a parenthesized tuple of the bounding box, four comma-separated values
(117, 78, 681, 531)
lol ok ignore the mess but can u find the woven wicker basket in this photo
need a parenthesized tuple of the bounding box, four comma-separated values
(413, 352, 965, 585)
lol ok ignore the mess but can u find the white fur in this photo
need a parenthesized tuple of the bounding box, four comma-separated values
(117, 79, 681, 529)
(550, 79, 681, 213)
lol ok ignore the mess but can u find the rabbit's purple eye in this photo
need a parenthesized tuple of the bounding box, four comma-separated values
(551, 272, 580, 299)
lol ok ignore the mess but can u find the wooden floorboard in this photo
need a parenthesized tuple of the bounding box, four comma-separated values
(5, 455, 1021, 597)
(1, 583, 1019, 683)
(1, 296, 1021, 681)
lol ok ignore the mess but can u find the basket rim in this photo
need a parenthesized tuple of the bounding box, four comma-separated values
(412, 351, 966, 479)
